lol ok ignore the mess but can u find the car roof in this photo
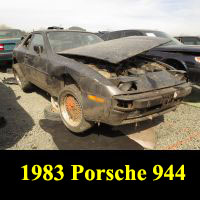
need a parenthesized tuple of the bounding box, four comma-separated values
(100, 29, 163, 33)
(32, 29, 95, 35)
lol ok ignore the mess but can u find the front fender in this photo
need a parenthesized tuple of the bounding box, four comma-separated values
(79, 76, 121, 122)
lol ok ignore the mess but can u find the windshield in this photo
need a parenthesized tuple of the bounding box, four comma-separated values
(0, 29, 22, 39)
(47, 31, 103, 52)
(142, 30, 183, 46)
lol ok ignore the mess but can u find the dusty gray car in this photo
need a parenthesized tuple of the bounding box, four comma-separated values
(13, 29, 191, 133)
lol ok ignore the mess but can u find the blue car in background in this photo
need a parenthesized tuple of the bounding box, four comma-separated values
(0, 29, 23, 66)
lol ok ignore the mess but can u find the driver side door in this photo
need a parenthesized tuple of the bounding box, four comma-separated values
(25, 33, 48, 90)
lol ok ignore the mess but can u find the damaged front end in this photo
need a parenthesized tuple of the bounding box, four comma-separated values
(86, 56, 188, 92)
(110, 83, 191, 125)
(58, 36, 191, 125)
(78, 56, 191, 125)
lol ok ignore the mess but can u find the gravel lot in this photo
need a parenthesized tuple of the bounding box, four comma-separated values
(0, 71, 200, 150)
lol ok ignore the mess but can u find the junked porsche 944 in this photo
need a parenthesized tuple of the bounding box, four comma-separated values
(13, 29, 191, 133)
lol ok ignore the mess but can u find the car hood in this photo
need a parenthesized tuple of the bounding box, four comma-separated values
(58, 36, 170, 64)
(154, 44, 200, 53)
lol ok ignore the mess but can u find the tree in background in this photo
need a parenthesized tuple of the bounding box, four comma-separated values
(0, 24, 11, 29)
(0, 24, 28, 36)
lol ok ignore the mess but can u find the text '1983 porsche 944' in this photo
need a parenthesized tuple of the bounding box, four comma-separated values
(13, 29, 191, 133)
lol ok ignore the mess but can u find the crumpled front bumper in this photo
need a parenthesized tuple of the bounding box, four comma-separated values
(104, 82, 191, 125)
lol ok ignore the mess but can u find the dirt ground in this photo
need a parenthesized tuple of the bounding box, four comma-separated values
(0, 71, 200, 150)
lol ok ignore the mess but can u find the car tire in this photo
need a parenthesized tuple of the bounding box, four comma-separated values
(58, 84, 94, 133)
(13, 70, 32, 92)
(44, 105, 61, 121)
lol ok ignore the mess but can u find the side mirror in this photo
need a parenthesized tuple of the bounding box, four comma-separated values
(21, 36, 25, 41)
(33, 45, 43, 54)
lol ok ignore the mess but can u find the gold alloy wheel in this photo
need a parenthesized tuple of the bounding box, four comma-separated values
(61, 94, 82, 127)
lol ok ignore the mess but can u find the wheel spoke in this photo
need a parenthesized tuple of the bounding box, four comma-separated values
(60, 94, 82, 127)
(65, 95, 81, 122)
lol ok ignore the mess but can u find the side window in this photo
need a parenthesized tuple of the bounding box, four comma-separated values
(29, 34, 45, 52)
